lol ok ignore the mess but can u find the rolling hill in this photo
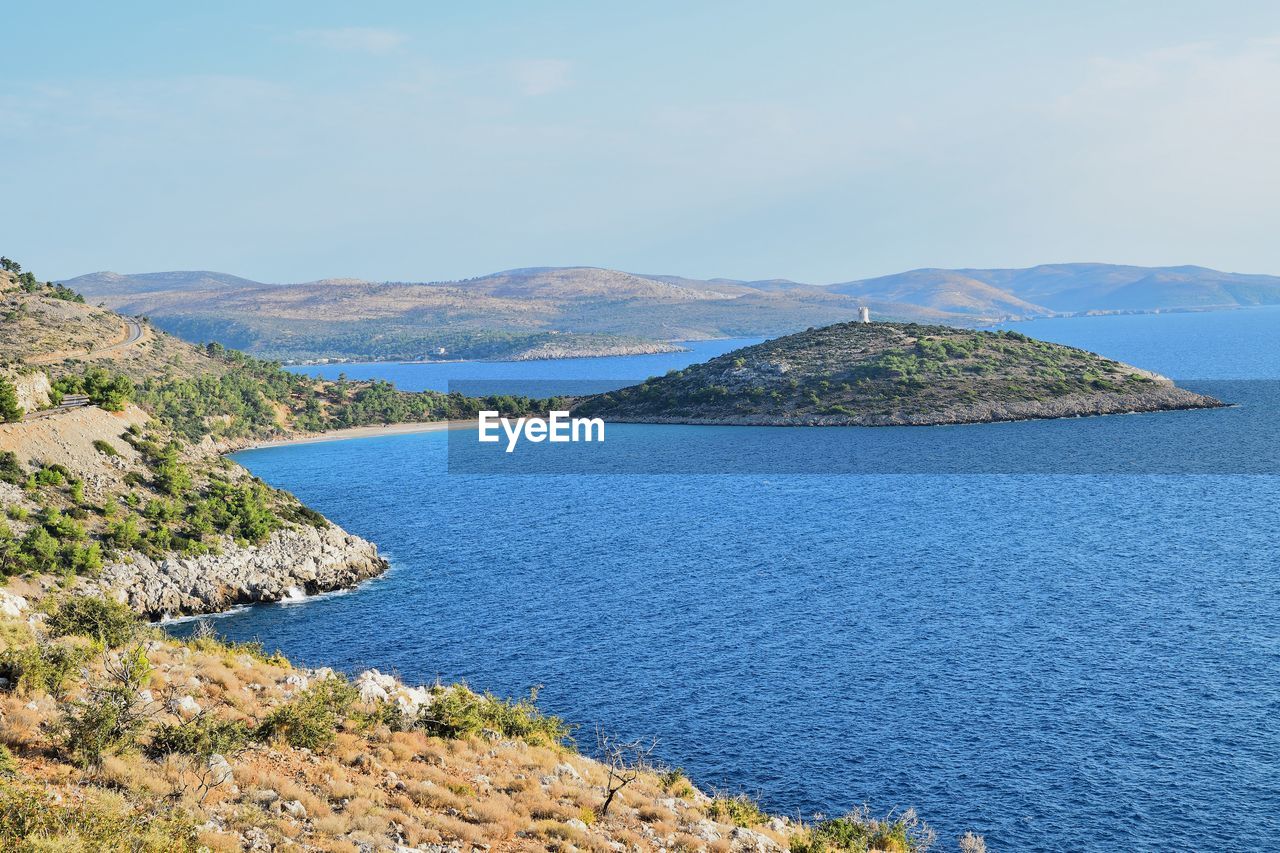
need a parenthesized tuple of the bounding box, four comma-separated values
(63, 262, 1280, 363)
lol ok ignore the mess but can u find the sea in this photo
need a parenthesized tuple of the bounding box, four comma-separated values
(169, 308, 1280, 852)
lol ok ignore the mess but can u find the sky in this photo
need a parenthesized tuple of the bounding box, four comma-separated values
(4, 1, 1280, 284)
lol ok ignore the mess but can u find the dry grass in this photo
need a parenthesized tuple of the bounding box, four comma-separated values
(0, 590, 815, 852)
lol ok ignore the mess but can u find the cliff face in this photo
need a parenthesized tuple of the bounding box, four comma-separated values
(87, 523, 388, 620)
(2, 369, 52, 413)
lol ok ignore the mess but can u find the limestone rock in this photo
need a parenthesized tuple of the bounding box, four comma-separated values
(86, 523, 387, 619)
(0, 590, 28, 618)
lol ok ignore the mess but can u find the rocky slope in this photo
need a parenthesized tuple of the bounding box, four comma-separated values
(2, 587, 918, 853)
(89, 524, 387, 619)
(574, 321, 1224, 427)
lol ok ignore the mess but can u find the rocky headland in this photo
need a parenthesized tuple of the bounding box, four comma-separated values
(89, 523, 387, 620)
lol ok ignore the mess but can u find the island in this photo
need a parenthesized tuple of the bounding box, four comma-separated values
(572, 321, 1224, 426)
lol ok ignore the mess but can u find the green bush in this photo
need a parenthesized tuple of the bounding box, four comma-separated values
(34, 466, 65, 487)
(148, 714, 251, 759)
(50, 645, 153, 768)
(45, 596, 140, 648)
(0, 453, 24, 486)
(105, 514, 141, 549)
(0, 780, 199, 851)
(0, 641, 91, 698)
(0, 378, 21, 423)
(0, 744, 16, 778)
(708, 794, 767, 828)
(415, 685, 572, 748)
(790, 807, 935, 853)
(91, 439, 120, 457)
(255, 677, 359, 750)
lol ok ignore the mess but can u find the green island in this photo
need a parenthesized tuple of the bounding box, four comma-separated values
(573, 321, 1223, 426)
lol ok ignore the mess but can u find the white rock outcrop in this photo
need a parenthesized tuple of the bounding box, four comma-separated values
(88, 523, 387, 619)
(355, 669, 435, 716)
(0, 590, 28, 618)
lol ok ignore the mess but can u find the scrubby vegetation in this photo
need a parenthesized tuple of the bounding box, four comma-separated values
(790, 807, 936, 853)
(418, 684, 572, 747)
(576, 321, 1217, 426)
(0, 425, 338, 579)
(0, 590, 969, 851)
(0, 256, 83, 303)
(52, 368, 134, 412)
(133, 340, 561, 443)
(45, 595, 139, 648)
(2, 256, 560, 447)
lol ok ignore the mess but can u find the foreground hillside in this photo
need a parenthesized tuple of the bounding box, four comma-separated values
(574, 322, 1222, 426)
(63, 262, 1280, 364)
(1, 588, 905, 852)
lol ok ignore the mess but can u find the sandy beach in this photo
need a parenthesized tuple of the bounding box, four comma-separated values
(240, 419, 476, 450)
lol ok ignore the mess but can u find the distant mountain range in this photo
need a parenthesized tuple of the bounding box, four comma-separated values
(62, 263, 1280, 362)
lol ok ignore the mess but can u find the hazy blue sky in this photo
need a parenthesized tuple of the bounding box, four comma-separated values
(4, 1, 1280, 283)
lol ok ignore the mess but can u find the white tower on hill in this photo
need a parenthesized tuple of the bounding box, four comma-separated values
(858, 306, 871, 323)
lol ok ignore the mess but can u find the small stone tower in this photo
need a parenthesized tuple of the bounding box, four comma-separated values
(858, 306, 871, 323)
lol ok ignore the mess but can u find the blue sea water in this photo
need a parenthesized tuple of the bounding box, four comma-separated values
(180, 310, 1280, 852)
(284, 337, 763, 394)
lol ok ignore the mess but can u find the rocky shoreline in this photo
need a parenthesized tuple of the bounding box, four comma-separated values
(598, 384, 1225, 427)
(86, 523, 388, 620)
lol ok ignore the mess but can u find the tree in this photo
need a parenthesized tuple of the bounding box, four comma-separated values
(0, 378, 22, 423)
(594, 727, 657, 817)
(51, 645, 154, 768)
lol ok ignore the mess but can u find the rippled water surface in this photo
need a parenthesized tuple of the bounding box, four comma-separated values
(179, 310, 1280, 852)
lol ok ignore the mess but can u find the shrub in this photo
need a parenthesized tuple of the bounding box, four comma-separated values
(708, 793, 766, 828)
(105, 514, 141, 549)
(181, 624, 289, 667)
(91, 439, 120, 457)
(415, 685, 572, 747)
(0, 378, 22, 423)
(790, 807, 935, 853)
(64, 542, 103, 576)
(35, 464, 68, 487)
(0, 745, 15, 778)
(255, 677, 358, 750)
(19, 526, 58, 572)
(0, 781, 199, 851)
(50, 645, 153, 768)
(148, 714, 251, 759)
(660, 767, 695, 798)
(0, 450, 24, 484)
(0, 641, 90, 698)
(46, 596, 140, 648)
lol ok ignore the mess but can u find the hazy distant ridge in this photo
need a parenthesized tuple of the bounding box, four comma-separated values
(63, 262, 1280, 362)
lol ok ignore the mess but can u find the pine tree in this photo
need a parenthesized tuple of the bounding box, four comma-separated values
(0, 378, 23, 423)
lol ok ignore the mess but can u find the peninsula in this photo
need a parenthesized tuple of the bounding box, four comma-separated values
(572, 321, 1223, 426)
